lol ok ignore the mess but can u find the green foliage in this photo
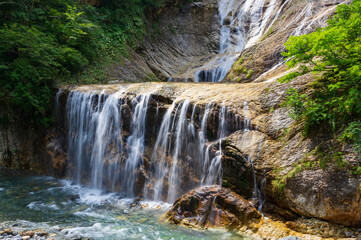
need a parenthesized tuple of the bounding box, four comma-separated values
(168, 24, 176, 34)
(281, 88, 306, 121)
(246, 69, 253, 79)
(272, 179, 285, 197)
(0, 1, 98, 124)
(280, 0, 361, 136)
(339, 121, 361, 157)
(0, 0, 164, 125)
(351, 166, 361, 175)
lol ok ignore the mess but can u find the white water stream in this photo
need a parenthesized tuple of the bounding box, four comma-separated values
(194, 0, 287, 82)
(63, 89, 257, 203)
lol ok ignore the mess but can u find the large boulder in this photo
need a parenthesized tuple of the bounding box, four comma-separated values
(283, 168, 361, 227)
(165, 186, 262, 230)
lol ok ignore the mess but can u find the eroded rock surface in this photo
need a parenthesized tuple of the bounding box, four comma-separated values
(143, 0, 220, 80)
(165, 186, 262, 229)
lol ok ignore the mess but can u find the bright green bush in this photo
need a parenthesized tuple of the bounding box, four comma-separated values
(280, 0, 361, 136)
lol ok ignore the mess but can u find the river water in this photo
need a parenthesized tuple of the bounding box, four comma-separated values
(0, 169, 250, 240)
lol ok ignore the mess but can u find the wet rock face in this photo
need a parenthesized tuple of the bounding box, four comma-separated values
(142, 0, 220, 80)
(284, 169, 361, 227)
(46, 131, 67, 175)
(166, 186, 262, 229)
(221, 143, 254, 198)
(0, 117, 54, 174)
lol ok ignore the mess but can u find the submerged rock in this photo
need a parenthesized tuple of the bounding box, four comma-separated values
(165, 185, 262, 230)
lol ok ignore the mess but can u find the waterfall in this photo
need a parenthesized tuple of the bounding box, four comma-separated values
(66, 90, 125, 190)
(122, 95, 151, 196)
(194, 0, 288, 82)
(65, 89, 150, 196)
(150, 101, 198, 202)
(166, 101, 189, 202)
(146, 101, 242, 202)
(202, 104, 227, 185)
(194, 54, 239, 83)
(63, 89, 249, 202)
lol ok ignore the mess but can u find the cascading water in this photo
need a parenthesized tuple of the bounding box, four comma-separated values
(241, 101, 265, 211)
(194, 0, 287, 82)
(149, 101, 226, 202)
(55, 1, 343, 196)
(64, 89, 248, 202)
(66, 89, 151, 196)
(202, 104, 227, 185)
(122, 95, 150, 196)
(66, 90, 125, 190)
(167, 100, 190, 202)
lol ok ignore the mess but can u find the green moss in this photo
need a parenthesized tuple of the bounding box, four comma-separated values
(145, 73, 161, 82)
(272, 179, 285, 199)
(168, 24, 176, 34)
(222, 180, 231, 188)
(246, 69, 253, 79)
(235, 57, 244, 65)
(260, 26, 274, 41)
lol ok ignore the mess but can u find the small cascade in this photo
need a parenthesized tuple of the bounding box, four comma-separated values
(150, 100, 211, 202)
(202, 104, 227, 185)
(148, 102, 177, 201)
(281, 1, 341, 37)
(146, 101, 243, 202)
(194, 0, 288, 82)
(122, 95, 151, 196)
(219, 0, 278, 51)
(292, 2, 314, 36)
(239, 101, 266, 211)
(62, 89, 255, 203)
(258, 170, 267, 212)
(198, 103, 213, 178)
(65, 89, 151, 196)
(194, 54, 239, 83)
(167, 100, 190, 202)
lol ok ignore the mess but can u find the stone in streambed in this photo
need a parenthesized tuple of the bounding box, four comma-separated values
(13, 234, 22, 240)
(22, 231, 34, 237)
(279, 236, 302, 240)
(0, 229, 12, 235)
(165, 185, 262, 230)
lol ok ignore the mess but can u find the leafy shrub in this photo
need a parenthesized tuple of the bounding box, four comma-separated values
(280, 0, 361, 135)
(339, 121, 361, 157)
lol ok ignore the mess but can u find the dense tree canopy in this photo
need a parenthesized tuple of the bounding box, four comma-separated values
(0, 0, 164, 126)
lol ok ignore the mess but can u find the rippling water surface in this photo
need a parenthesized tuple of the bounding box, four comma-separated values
(0, 170, 249, 239)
